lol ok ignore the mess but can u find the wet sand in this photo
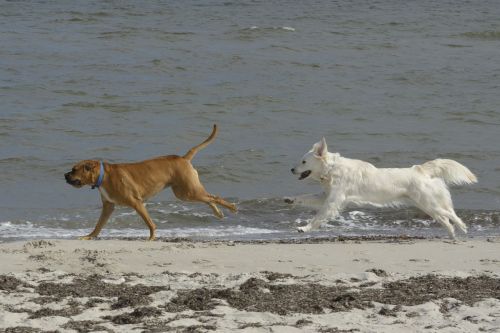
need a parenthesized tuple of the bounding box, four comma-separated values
(0, 237, 499, 332)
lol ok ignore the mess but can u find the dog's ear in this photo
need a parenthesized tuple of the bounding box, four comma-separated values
(313, 137, 328, 158)
(84, 161, 97, 172)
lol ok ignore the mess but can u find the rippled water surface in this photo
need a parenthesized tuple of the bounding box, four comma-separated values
(1, 0, 499, 241)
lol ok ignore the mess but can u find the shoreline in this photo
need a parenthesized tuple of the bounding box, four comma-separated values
(0, 233, 482, 245)
(1, 238, 499, 332)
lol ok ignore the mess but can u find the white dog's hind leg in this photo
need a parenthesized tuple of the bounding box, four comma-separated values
(435, 216, 456, 240)
(411, 200, 457, 239)
(446, 210, 467, 235)
(409, 182, 458, 240)
(285, 193, 326, 209)
(436, 188, 468, 235)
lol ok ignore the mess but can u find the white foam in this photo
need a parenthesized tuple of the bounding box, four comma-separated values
(0, 220, 280, 240)
(245, 26, 295, 31)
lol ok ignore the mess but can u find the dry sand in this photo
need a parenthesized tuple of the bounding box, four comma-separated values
(0, 237, 499, 332)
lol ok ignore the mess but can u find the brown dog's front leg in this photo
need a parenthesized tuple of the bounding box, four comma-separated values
(131, 202, 157, 241)
(80, 201, 115, 240)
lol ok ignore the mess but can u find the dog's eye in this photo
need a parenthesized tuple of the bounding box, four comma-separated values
(84, 165, 91, 172)
(302, 160, 306, 164)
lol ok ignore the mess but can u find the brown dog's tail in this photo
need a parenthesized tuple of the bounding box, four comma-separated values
(183, 124, 218, 161)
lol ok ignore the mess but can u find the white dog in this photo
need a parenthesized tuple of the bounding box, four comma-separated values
(285, 138, 477, 239)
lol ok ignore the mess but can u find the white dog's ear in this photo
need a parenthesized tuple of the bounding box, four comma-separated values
(312, 137, 328, 158)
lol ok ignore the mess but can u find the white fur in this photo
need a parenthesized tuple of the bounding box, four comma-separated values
(287, 138, 477, 239)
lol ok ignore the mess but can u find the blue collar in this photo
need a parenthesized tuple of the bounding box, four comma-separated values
(91, 161, 105, 189)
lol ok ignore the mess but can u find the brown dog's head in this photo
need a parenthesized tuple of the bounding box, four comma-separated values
(64, 160, 100, 188)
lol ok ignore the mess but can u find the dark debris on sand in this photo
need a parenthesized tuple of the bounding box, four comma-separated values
(35, 274, 168, 301)
(1, 271, 499, 331)
(28, 305, 83, 319)
(103, 234, 427, 244)
(319, 328, 360, 333)
(111, 294, 153, 310)
(139, 313, 221, 333)
(0, 328, 54, 333)
(0, 275, 29, 291)
(166, 274, 500, 315)
(261, 270, 295, 281)
(365, 268, 388, 277)
(381, 275, 500, 306)
(61, 320, 112, 333)
(103, 306, 162, 325)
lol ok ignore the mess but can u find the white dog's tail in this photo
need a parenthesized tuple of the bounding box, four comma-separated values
(419, 159, 477, 186)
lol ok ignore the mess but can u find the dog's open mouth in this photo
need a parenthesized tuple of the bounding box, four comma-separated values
(66, 178, 82, 187)
(299, 170, 311, 180)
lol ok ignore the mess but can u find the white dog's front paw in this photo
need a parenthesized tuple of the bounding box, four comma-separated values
(297, 225, 311, 233)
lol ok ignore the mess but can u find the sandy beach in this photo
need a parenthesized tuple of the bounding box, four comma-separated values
(3, 0, 500, 332)
(1, 237, 499, 332)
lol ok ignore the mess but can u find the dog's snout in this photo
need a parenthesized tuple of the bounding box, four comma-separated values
(64, 172, 72, 182)
(291, 168, 295, 173)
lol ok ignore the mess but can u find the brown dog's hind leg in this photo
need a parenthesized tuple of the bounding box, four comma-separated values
(80, 201, 115, 240)
(208, 202, 224, 219)
(209, 194, 237, 213)
(172, 178, 237, 218)
(130, 201, 157, 241)
(200, 194, 237, 218)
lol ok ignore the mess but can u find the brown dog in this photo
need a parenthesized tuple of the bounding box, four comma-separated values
(64, 125, 237, 240)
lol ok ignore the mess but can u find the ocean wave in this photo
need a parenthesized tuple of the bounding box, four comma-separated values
(246, 26, 295, 32)
(1, 198, 498, 242)
(231, 26, 296, 41)
(461, 31, 500, 40)
(0, 221, 280, 241)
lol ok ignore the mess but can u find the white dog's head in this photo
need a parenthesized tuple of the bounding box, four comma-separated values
(291, 137, 329, 181)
